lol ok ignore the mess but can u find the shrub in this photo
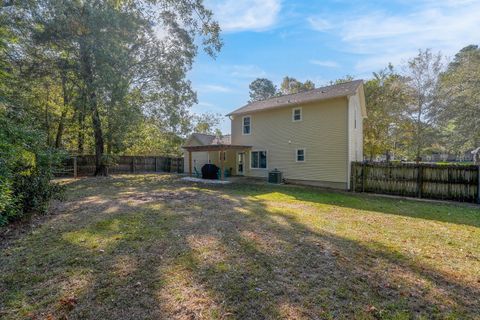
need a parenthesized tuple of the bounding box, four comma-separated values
(0, 112, 65, 226)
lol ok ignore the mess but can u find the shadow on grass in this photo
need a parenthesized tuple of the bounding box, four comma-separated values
(1, 174, 478, 319)
(223, 182, 480, 228)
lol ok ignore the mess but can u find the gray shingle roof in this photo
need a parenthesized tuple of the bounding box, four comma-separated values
(191, 133, 231, 145)
(191, 133, 215, 145)
(227, 79, 363, 116)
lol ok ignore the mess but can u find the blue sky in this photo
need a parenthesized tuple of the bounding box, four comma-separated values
(188, 0, 480, 133)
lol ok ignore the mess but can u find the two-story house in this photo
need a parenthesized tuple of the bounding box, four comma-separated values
(183, 80, 366, 189)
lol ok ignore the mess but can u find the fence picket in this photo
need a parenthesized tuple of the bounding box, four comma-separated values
(350, 162, 479, 203)
(59, 155, 184, 177)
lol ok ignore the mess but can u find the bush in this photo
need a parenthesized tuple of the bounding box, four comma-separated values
(0, 113, 65, 226)
(0, 180, 20, 225)
(0, 157, 66, 226)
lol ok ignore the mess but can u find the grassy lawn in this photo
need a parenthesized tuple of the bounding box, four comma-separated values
(1, 174, 479, 319)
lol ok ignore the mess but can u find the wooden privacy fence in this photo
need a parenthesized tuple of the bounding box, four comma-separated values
(351, 162, 480, 203)
(59, 155, 184, 177)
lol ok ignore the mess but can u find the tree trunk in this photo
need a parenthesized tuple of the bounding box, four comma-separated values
(77, 92, 86, 154)
(91, 104, 106, 176)
(80, 39, 106, 176)
(105, 98, 115, 155)
(415, 101, 423, 163)
(44, 83, 51, 146)
(55, 71, 69, 149)
(369, 145, 375, 162)
(77, 113, 85, 154)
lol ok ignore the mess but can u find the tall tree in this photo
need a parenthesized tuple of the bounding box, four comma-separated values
(330, 75, 355, 85)
(248, 78, 277, 102)
(438, 45, 480, 152)
(193, 113, 222, 134)
(17, 0, 222, 175)
(364, 66, 410, 161)
(403, 49, 443, 161)
(279, 76, 315, 95)
(302, 80, 315, 91)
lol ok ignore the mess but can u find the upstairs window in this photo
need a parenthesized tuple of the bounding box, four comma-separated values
(251, 151, 267, 169)
(296, 149, 305, 162)
(292, 107, 302, 122)
(243, 116, 251, 135)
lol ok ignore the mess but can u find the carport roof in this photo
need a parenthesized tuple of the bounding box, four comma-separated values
(182, 144, 251, 152)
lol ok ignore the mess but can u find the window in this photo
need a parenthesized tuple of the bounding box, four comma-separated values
(292, 107, 302, 122)
(296, 149, 305, 162)
(251, 151, 267, 169)
(242, 116, 251, 135)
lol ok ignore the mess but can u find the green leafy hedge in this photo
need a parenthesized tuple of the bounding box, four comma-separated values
(0, 112, 65, 226)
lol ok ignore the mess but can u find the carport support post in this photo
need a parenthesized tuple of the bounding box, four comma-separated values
(188, 150, 192, 177)
(220, 149, 224, 180)
(477, 165, 480, 204)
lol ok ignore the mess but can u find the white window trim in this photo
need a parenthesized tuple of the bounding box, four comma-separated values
(250, 150, 268, 170)
(295, 148, 306, 162)
(242, 115, 252, 135)
(292, 107, 302, 122)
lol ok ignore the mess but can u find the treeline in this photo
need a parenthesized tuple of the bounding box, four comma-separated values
(364, 47, 480, 161)
(248, 47, 480, 162)
(0, 0, 222, 224)
(248, 76, 316, 102)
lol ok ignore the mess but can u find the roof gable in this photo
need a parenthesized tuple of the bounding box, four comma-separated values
(183, 133, 232, 147)
(227, 80, 363, 116)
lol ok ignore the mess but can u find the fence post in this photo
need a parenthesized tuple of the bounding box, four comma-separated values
(73, 156, 77, 178)
(154, 157, 157, 172)
(447, 167, 451, 200)
(131, 157, 135, 173)
(417, 165, 423, 198)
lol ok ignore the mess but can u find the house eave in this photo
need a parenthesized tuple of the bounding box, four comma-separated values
(182, 144, 252, 152)
(226, 95, 350, 117)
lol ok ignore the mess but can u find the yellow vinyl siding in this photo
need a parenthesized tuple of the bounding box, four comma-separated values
(207, 150, 236, 174)
(182, 136, 208, 173)
(231, 97, 349, 184)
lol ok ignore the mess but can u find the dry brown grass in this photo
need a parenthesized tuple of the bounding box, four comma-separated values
(1, 174, 479, 319)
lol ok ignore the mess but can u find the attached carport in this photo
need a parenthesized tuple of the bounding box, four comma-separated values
(182, 144, 251, 180)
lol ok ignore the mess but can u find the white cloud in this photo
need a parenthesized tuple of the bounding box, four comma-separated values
(307, 17, 331, 31)
(229, 65, 267, 78)
(308, 1, 480, 72)
(206, 0, 281, 32)
(309, 60, 339, 68)
(192, 101, 226, 114)
(197, 84, 233, 93)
